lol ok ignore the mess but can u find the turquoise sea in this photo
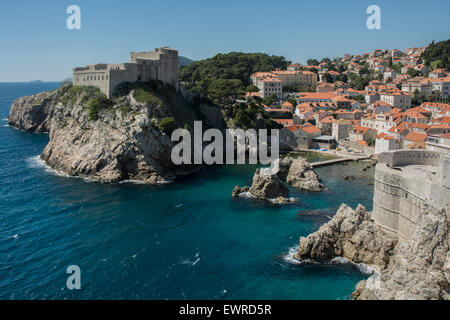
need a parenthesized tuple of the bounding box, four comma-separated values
(0, 82, 374, 300)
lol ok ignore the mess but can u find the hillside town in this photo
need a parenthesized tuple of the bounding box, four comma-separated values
(245, 47, 450, 156)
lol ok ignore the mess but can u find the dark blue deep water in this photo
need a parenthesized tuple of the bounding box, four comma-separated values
(0, 83, 374, 300)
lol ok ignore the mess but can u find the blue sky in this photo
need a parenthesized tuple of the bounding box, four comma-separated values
(0, 0, 449, 81)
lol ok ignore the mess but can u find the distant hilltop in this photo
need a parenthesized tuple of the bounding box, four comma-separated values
(179, 56, 194, 67)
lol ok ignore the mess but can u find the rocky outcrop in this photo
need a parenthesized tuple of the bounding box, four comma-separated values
(8, 89, 61, 132)
(232, 186, 249, 198)
(232, 168, 290, 201)
(249, 169, 289, 199)
(9, 82, 226, 183)
(232, 157, 323, 201)
(295, 204, 449, 300)
(278, 158, 323, 191)
(296, 204, 396, 267)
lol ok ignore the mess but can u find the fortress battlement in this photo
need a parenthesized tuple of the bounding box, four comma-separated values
(373, 150, 449, 240)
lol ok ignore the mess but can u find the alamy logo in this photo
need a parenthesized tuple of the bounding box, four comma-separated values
(66, 265, 81, 290)
(66, 5, 81, 30)
(171, 121, 279, 172)
(366, 5, 381, 30)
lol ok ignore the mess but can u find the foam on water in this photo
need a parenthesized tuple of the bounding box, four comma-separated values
(180, 252, 200, 266)
(284, 246, 377, 276)
(26, 155, 71, 178)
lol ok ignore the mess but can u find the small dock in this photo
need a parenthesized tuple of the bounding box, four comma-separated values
(311, 156, 372, 168)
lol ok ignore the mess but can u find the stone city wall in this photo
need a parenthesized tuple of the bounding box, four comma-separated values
(373, 150, 449, 240)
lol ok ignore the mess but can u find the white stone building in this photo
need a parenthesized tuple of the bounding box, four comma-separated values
(73, 47, 179, 98)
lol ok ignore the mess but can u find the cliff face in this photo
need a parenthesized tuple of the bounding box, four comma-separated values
(296, 204, 449, 300)
(8, 89, 61, 132)
(9, 82, 226, 183)
(296, 204, 396, 268)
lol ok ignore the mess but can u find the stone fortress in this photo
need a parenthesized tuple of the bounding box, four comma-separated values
(373, 150, 449, 241)
(73, 47, 179, 98)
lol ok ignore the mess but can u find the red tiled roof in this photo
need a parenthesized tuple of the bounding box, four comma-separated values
(404, 131, 427, 142)
(377, 133, 396, 140)
(320, 116, 335, 123)
(286, 124, 302, 132)
(357, 140, 368, 147)
(274, 119, 294, 126)
(301, 126, 321, 134)
(297, 92, 336, 100)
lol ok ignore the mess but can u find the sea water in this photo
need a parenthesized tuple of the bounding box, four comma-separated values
(0, 82, 374, 300)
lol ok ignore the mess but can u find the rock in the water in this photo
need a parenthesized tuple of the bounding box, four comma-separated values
(249, 169, 289, 199)
(344, 175, 355, 181)
(278, 158, 323, 191)
(232, 168, 289, 200)
(232, 186, 249, 198)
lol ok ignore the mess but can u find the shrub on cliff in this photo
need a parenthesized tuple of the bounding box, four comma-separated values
(158, 117, 177, 136)
(134, 88, 163, 107)
(60, 85, 104, 106)
(87, 96, 114, 121)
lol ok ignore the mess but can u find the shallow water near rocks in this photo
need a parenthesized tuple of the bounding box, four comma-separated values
(0, 83, 374, 299)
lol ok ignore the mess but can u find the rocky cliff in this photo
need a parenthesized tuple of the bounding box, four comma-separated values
(295, 204, 449, 300)
(9, 82, 226, 183)
(8, 89, 62, 132)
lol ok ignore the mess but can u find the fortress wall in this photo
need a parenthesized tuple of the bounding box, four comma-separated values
(108, 63, 140, 97)
(156, 50, 179, 87)
(374, 150, 449, 240)
(440, 156, 450, 210)
(73, 69, 110, 97)
(374, 168, 426, 240)
(378, 149, 442, 167)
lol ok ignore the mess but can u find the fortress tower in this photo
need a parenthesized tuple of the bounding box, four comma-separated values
(73, 47, 179, 98)
(373, 150, 449, 240)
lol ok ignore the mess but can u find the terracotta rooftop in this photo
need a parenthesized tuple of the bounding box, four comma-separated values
(404, 131, 427, 142)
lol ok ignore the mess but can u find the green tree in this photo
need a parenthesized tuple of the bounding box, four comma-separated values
(246, 85, 259, 92)
(323, 73, 334, 83)
(179, 52, 290, 106)
(421, 39, 450, 70)
(392, 63, 403, 74)
(407, 69, 421, 78)
(262, 94, 279, 106)
(307, 59, 320, 66)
